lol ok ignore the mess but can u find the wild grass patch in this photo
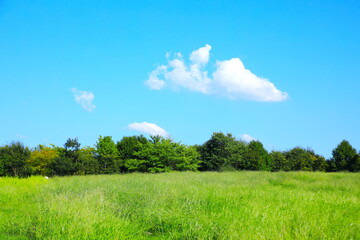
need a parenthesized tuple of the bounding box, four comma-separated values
(0, 172, 359, 239)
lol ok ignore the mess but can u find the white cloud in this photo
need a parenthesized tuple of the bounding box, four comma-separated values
(71, 88, 96, 112)
(15, 134, 27, 139)
(190, 44, 211, 65)
(165, 57, 211, 93)
(240, 134, 256, 142)
(145, 44, 288, 102)
(145, 45, 212, 94)
(128, 122, 170, 138)
(145, 66, 166, 90)
(213, 58, 288, 101)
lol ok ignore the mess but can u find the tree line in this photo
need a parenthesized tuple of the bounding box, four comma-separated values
(0, 132, 359, 177)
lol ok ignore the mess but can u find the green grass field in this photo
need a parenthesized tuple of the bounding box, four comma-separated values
(0, 172, 359, 239)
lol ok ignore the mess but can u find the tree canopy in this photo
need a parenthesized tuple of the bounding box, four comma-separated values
(331, 140, 357, 172)
(0, 133, 358, 177)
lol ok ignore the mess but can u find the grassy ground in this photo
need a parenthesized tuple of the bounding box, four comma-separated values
(0, 172, 359, 239)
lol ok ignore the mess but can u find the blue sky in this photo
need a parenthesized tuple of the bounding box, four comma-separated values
(1, 0, 359, 158)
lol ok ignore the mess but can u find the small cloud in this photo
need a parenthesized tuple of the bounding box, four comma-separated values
(145, 45, 288, 102)
(71, 88, 96, 112)
(15, 134, 27, 139)
(128, 122, 170, 138)
(240, 134, 256, 142)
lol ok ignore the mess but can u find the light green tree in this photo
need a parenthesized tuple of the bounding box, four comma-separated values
(28, 144, 59, 175)
(96, 136, 119, 174)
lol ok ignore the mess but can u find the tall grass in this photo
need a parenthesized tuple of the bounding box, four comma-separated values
(0, 172, 359, 239)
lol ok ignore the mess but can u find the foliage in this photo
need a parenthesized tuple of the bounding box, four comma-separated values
(285, 147, 314, 171)
(348, 153, 360, 172)
(96, 136, 119, 174)
(198, 132, 246, 171)
(128, 136, 201, 173)
(312, 153, 328, 172)
(270, 151, 289, 171)
(0, 142, 31, 177)
(116, 135, 148, 160)
(242, 140, 271, 170)
(171, 144, 200, 171)
(77, 147, 98, 175)
(117, 135, 148, 172)
(28, 144, 59, 176)
(331, 140, 357, 171)
(0, 134, 358, 176)
(64, 138, 81, 151)
(48, 150, 74, 176)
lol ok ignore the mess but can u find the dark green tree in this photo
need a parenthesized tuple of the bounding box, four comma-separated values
(270, 151, 289, 171)
(326, 159, 337, 172)
(117, 135, 148, 161)
(242, 141, 271, 170)
(198, 132, 244, 171)
(76, 147, 98, 175)
(285, 147, 314, 171)
(226, 141, 247, 171)
(0, 142, 32, 177)
(311, 153, 328, 172)
(348, 153, 360, 172)
(49, 151, 74, 176)
(64, 138, 81, 151)
(331, 140, 357, 171)
(64, 138, 81, 174)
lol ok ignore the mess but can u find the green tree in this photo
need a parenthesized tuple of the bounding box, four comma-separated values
(125, 136, 201, 173)
(76, 147, 98, 175)
(96, 136, 119, 174)
(348, 153, 360, 172)
(49, 147, 74, 176)
(312, 153, 328, 172)
(285, 147, 314, 171)
(242, 141, 271, 171)
(199, 132, 245, 171)
(132, 137, 173, 173)
(0, 142, 32, 177)
(28, 144, 59, 175)
(48, 138, 81, 176)
(331, 140, 357, 171)
(117, 135, 148, 163)
(225, 141, 247, 171)
(326, 159, 337, 172)
(65, 138, 81, 173)
(270, 151, 289, 171)
(167, 143, 201, 171)
(64, 138, 81, 151)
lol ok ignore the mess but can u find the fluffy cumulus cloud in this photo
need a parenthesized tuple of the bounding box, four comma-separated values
(189, 44, 211, 65)
(128, 122, 170, 138)
(71, 88, 96, 112)
(145, 44, 288, 102)
(145, 45, 212, 94)
(240, 134, 256, 142)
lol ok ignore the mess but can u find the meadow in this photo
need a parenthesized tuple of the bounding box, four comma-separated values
(0, 172, 359, 239)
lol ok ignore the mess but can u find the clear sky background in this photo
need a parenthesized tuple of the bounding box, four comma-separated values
(1, 0, 359, 158)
